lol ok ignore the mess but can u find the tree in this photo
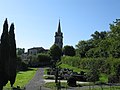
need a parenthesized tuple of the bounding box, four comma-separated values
(0, 18, 9, 89)
(109, 19, 120, 58)
(86, 62, 99, 84)
(49, 44, 62, 63)
(76, 40, 93, 58)
(16, 48, 25, 55)
(9, 23, 17, 87)
(49, 44, 62, 85)
(0, 19, 17, 89)
(91, 31, 100, 40)
(63, 45, 75, 56)
(91, 31, 107, 40)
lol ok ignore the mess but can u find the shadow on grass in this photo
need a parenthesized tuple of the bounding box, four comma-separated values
(12, 86, 26, 90)
(4, 86, 25, 90)
(17, 68, 36, 74)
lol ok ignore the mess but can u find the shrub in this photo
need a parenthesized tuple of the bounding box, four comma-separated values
(16, 56, 28, 71)
(37, 53, 51, 66)
(108, 74, 119, 83)
(61, 56, 80, 68)
(67, 76, 76, 87)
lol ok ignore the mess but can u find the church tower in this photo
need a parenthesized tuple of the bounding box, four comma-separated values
(54, 20, 63, 49)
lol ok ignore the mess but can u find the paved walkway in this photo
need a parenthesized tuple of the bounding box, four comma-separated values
(25, 68, 50, 90)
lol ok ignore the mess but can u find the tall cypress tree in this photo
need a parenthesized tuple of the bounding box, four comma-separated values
(0, 18, 9, 89)
(0, 38, 2, 90)
(9, 23, 16, 87)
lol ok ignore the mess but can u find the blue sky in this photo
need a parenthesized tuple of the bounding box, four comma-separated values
(0, 0, 119, 51)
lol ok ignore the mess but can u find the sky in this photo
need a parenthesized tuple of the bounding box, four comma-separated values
(0, 0, 120, 51)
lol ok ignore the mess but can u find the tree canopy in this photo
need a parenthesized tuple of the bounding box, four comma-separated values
(76, 19, 120, 58)
(49, 44, 62, 61)
(63, 45, 75, 56)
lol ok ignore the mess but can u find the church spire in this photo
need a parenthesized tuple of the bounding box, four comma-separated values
(58, 19, 61, 33)
(54, 19, 63, 49)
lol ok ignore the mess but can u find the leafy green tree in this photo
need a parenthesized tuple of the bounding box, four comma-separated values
(91, 31, 107, 40)
(0, 18, 9, 89)
(76, 40, 88, 57)
(109, 19, 120, 58)
(9, 23, 17, 87)
(63, 45, 75, 56)
(86, 62, 99, 84)
(76, 40, 93, 58)
(109, 19, 120, 40)
(49, 44, 62, 62)
(49, 44, 62, 84)
(91, 31, 100, 40)
(110, 41, 120, 58)
(16, 48, 25, 55)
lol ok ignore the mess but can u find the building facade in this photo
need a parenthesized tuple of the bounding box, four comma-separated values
(28, 47, 47, 55)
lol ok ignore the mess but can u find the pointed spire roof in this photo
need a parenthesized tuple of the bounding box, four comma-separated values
(58, 19, 61, 33)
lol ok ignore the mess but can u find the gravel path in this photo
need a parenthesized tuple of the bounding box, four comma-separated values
(25, 68, 50, 90)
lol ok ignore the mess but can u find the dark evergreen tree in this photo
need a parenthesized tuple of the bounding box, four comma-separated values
(0, 19, 17, 89)
(0, 18, 9, 89)
(9, 23, 17, 87)
(0, 39, 2, 90)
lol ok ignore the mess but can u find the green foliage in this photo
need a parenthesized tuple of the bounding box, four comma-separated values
(108, 73, 119, 83)
(76, 40, 92, 57)
(61, 56, 120, 81)
(0, 18, 10, 88)
(49, 44, 62, 60)
(16, 48, 25, 55)
(76, 19, 120, 58)
(60, 64, 80, 72)
(37, 53, 51, 65)
(61, 56, 80, 68)
(91, 31, 107, 40)
(28, 55, 38, 67)
(9, 23, 17, 87)
(49, 44, 62, 68)
(0, 19, 17, 88)
(63, 45, 75, 56)
(86, 62, 100, 83)
(99, 73, 108, 82)
(16, 56, 28, 71)
(28, 53, 51, 67)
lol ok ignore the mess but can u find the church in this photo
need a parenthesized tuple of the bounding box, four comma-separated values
(54, 20, 63, 49)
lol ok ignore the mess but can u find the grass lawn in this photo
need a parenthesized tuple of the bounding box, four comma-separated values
(44, 63, 88, 74)
(60, 64, 80, 72)
(44, 68, 48, 75)
(3, 68, 37, 89)
(85, 86, 120, 90)
(60, 63, 88, 72)
(44, 82, 120, 90)
(44, 82, 68, 90)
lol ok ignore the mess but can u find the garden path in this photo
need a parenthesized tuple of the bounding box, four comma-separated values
(25, 68, 50, 90)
